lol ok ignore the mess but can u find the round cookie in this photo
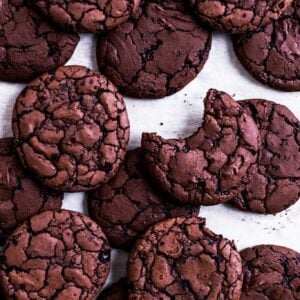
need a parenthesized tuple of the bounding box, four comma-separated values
(141, 89, 260, 205)
(0, 210, 111, 299)
(12, 65, 130, 192)
(0, 137, 63, 244)
(97, 0, 212, 99)
(233, 1, 300, 91)
(0, 0, 79, 82)
(240, 245, 300, 299)
(88, 148, 200, 249)
(189, 0, 292, 34)
(232, 99, 300, 214)
(32, 0, 140, 33)
(128, 216, 243, 299)
(98, 278, 128, 300)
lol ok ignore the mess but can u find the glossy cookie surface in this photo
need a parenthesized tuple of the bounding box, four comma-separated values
(0, 210, 111, 299)
(233, 1, 300, 91)
(97, 0, 212, 98)
(189, 0, 292, 34)
(32, 0, 140, 33)
(0, 0, 79, 82)
(0, 137, 63, 243)
(88, 148, 200, 249)
(12, 65, 130, 192)
(128, 217, 243, 299)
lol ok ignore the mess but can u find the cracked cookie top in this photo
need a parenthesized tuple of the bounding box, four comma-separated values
(240, 245, 300, 299)
(12, 65, 130, 192)
(232, 99, 300, 214)
(127, 216, 243, 300)
(233, 0, 300, 91)
(0, 210, 111, 300)
(0, 0, 79, 82)
(88, 148, 200, 249)
(32, 0, 140, 33)
(141, 89, 260, 206)
(0, 137, 63, 244)
(98, 278, 128, 300)
(97, 0, 212, 99)
(189, 0, 292, 34)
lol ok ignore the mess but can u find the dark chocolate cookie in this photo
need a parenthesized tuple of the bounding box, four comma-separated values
(233, 1, 300, 91)
(12, 65, 130, 192)
(240, 245, 300, 299)
(0, 210, 111, 299)
(98, 278, 128, 300)
(141, 89, 260, 205)
(128, 216, 243, 299)
(32, 0, 140, 33)
(0, 0, 79, 82)
(232, 99, 300, 214)
(97, 0, 212, 99)
(189, 0, 292, 34)
(88, 148, 200, 249)
(0, 137, 63, 244)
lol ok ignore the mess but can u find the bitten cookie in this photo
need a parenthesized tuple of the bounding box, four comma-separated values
(128, 216, 243, 299)
(232, 99, 300, 214)
(98, 278, 128, 300)
(12, 65, 130, 192)
(189, 0, 292, 34)
(32, 0, 140, 33)
(97, 0, 212, 99)
(0, 210, 111, 300)
(88, 148, 200, 249)
(142, 89, 260, 205)
(0, 137, 63, 244)
(233, 0, 300, 91)
(0, 0, 79, 82)
(240, 245, 300, 299)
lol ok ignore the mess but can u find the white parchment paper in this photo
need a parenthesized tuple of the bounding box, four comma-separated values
(1, 32, 300, 286)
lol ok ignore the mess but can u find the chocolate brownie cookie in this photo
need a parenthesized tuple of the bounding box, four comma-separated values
(98, 278, 128, 300)
(88, 148, 200, 249)
(128, 216, 243, 299)
(12, 65, 130, 192)
(142, 89, 260, 205)
(97, 0, 212, 99)
(233, 1, 300, 91)
(0, 137, 63, 244)
(0, 0, 79, 82)
(0, 210, 111, 299)
(189, 0, 292, 34)
(240, 245, 300, 299)
(32, 0, 140, 33)
(232, 99, 300, 214)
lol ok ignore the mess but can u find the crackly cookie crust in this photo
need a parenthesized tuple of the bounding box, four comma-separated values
(0, 0, 79, 82)
(0, 137, 63, 244)
(189, 0, 292, 34)
(240, 245, 300, 299)
(232, 99, 300, 214)
(0, 210, 111, 300)
(32, 0, 140, 33)
(97, 0, 212, 99)
(88, 148, 200, 249)
(141, 89, 260, 205)
(12, 65, 130, 192)
(128, 216, 243, 299)
(233, 1, 300, 91)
